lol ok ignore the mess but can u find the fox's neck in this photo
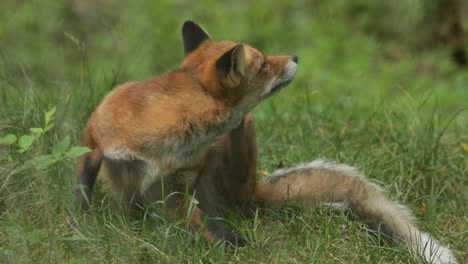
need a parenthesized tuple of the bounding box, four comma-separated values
(160, 69, 256, 167)
(168, 96, 251, 163)
(202, 87, 258, 136)
(173, 69, 251, 137)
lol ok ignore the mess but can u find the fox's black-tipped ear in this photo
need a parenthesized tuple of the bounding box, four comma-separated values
(182, 20, 212, 55)
(216, 44, 246, 78)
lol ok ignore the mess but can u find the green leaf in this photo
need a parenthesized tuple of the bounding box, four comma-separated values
(12, 159, 36, 174)
(18, 148, 28, 154)
(18, 135, 35, 150)
(29, 127, 44, 134)
(44, 123, 54, 132)
(52, 135, 70, 157)
(66, 146, 91, 158)
(37, 156, 59, 170)
(35, 154, 51, 162)
(45, 106, 56, 125)
(0, 134, 17, 145)
(29, 154, 61, 170)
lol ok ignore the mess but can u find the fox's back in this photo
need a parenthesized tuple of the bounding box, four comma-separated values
(90, 70, 227, 164)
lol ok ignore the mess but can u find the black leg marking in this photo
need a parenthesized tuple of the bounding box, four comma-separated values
(74, 154, 98, 212)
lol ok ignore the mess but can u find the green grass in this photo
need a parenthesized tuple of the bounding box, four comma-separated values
(1, 1, 467, 263)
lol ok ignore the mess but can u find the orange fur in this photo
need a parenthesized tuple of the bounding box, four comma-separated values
(74, 20, 297, 246)
(73, 21, 458, 263)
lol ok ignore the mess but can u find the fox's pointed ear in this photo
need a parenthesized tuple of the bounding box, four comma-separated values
(182, 20, 212, 55)
(216, 44, 246, 81)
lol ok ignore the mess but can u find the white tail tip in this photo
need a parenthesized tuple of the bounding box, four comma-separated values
(416, 233, 457, 264)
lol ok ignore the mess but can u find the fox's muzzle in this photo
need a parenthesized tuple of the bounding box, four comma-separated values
(266, 59, 298, 97)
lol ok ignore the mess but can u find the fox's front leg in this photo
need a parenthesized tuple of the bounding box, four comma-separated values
(228, 113, 258, 203)
(159, 169, 247, 246)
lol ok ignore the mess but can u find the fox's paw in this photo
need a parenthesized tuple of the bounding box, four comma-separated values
(222, 231, 248, 247)
(205, 218, 248, 247)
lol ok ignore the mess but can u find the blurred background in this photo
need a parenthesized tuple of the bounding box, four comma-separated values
(1, 0, 467, 99)
(2, 0, 466, 149)
(0, 1, 467, 262)
(1, 0, 467, 126)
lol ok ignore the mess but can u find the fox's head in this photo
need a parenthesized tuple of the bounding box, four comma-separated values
(180, 21, 298, 111)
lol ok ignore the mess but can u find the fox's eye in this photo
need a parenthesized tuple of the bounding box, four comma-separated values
(260, 60, 268, 69)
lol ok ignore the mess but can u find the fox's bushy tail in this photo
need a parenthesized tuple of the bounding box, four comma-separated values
(254, 159, 457, 264)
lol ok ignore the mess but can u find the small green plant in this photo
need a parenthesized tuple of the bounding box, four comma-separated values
(0, 107, 90, 175)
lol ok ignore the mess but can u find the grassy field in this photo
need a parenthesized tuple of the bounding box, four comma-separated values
(1, 1, 467, 263)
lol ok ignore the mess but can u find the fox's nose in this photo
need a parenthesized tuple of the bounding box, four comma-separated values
(291, 55, 299, 64)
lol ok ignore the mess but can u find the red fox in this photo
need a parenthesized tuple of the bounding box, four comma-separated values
(74, 21, 457, 263)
